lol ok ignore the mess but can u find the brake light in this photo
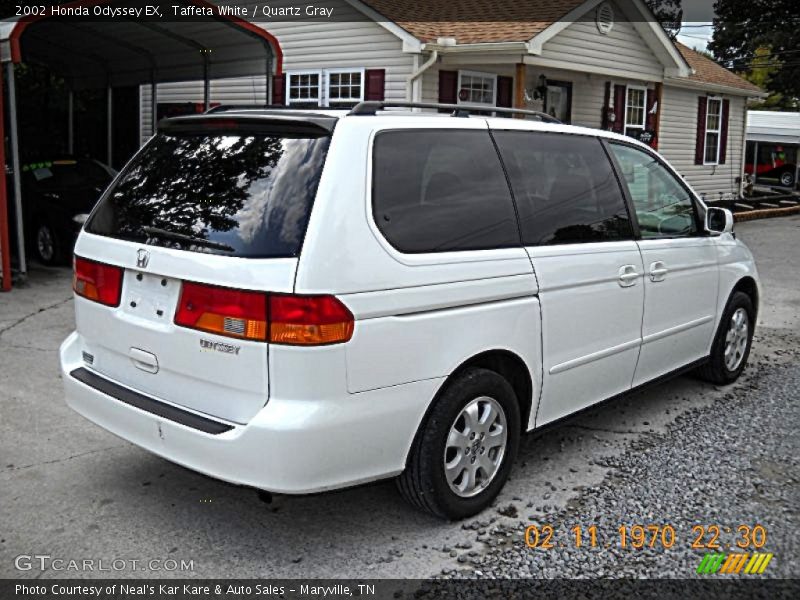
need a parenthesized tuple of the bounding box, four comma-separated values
(175, 282, 268, 341)
(173, 282, 354, 346)
(73, 257, 123, 307)
(269, 294, 354, 346)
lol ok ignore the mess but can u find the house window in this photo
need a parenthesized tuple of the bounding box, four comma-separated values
(624, 86, 646, 136)
(704, 98, 722, 165)
(457, 71, 497, 106)
(287, 71, 322, 106)
(326, 69, 364, 106)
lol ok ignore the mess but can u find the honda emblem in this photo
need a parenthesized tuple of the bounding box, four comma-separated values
(136, 249, 150, 269)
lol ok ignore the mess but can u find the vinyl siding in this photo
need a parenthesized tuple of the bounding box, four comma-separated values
(535, 1, 664, 81)
(659, 85, 746, 201)
(140, 0, 414, 143)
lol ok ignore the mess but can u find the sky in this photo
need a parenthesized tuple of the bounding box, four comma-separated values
(674, 0, 716, 52)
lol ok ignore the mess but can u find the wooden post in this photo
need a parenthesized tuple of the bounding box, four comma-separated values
(514, 63, 526, 118)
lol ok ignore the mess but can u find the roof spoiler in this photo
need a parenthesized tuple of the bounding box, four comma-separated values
(348, 101, 562, 123)
(158, 113, 337, 135)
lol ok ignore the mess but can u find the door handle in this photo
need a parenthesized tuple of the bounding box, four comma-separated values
(618, 265, 639, 287)
(130, 347, 159, 374)
(649, 261, 669, 282)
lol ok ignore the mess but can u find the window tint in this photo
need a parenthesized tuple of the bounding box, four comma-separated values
(609, 143, 698, 238)
(493, 131, 633, 245)
(86, 131, 330, 258)
(372, 129, 520, 253)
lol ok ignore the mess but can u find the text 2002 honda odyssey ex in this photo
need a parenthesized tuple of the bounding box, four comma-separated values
(61, 103, 759, 519)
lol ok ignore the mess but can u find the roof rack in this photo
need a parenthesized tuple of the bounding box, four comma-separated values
(348, 101, 562, 123)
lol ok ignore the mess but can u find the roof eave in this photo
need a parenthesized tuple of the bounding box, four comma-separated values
(664, 76, 768, 98)
(421, 41, 531, 53)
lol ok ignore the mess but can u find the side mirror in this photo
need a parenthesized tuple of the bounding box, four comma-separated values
(706, 207, 734, 235)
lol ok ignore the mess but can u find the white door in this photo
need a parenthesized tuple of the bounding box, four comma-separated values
(491, 128, 645, 426)
(607, 142, 719, 386)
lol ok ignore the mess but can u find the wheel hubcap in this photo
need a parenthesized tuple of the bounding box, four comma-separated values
(37, 227, 54, 261)
(444, 396, 507, 498)
(724, 308, 749, 371)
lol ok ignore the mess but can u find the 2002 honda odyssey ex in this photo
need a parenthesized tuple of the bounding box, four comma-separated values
(60, 102, 759, 519)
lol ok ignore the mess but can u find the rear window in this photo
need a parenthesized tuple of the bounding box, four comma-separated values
(372, 129, 520, 253)
(86, 130, 330, 258)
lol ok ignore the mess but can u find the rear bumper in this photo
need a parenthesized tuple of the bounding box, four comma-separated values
(60, 331, 441, 494)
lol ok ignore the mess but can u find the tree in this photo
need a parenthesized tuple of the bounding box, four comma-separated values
(645, 0, 683, 39)
(710, 0, 800, 107)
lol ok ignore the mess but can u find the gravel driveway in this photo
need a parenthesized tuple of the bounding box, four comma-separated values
(1, 216, 798, 580)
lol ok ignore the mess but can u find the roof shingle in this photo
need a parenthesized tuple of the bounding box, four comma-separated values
(362, 0, 584, 44)
(675, 43, 763, 94)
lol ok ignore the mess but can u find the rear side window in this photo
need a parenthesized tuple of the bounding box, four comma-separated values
(86, 131, 330, 258)
(372, 129, 520, 253)
(493, 131, 633, 245)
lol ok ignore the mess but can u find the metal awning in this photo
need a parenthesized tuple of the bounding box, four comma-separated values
(0, 0, 283, 290)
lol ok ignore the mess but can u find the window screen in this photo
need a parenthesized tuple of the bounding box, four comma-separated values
(493, 131, 633, 245)
(372, 129, 520, 253)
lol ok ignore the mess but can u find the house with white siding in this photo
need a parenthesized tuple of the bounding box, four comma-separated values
(141, 0, 765, 201)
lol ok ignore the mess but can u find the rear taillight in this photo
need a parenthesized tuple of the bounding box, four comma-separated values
(73, 257, 123, 307)
(174, 282, 354, 346)
(175, 282, 268, 341)
(269, 294, 355, 346)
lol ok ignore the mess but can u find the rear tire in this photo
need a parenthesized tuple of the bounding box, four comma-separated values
(35, 222, 62, 265)
(697, 291, 754, 384)
(397, 367, 520, 520)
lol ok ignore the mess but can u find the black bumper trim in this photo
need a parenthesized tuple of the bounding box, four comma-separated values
(70, 367, 234, 435)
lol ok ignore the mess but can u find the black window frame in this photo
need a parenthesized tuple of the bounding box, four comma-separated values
(601, 138, 707, 240)
(370, 127, 524, 255)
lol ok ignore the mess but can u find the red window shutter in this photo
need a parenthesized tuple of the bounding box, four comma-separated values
(438, 70, 458, 104)
(364, 69, 386, 101)
(695, 96, 707, 165)
(602, 82, 611, 129)
(719, 99, 730, 164)
(497, 76, 513, 108)
(271, 74, 285, 106)
(613, 84, 626, 133)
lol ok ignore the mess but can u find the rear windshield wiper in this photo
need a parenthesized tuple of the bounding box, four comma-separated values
(141, 226, 235, 252)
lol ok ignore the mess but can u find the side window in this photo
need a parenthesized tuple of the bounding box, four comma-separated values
(372, 130, 520, 253)
(493, 131, 633, 245)
(609, 143, 699, 238)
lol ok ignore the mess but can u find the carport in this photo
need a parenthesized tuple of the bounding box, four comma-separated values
(0, 0, 283, 290)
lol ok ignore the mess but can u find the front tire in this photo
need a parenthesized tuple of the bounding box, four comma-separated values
(697, 291, 754, 384)
(397, 367, 520, 520)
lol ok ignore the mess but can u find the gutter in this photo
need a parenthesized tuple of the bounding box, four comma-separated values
(420, 41, 530, 54)
(663, 76, 768, 99)
(406, 50, 438, 101)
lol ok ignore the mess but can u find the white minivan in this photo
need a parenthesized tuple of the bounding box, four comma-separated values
(60, 102, 759, 519)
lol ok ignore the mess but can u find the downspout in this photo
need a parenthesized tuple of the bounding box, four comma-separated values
(739, 97, 748, 199)
(406, 50, 438, 101)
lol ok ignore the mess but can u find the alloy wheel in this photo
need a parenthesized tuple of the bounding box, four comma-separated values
(724, 307, 749, 371)
(444, 396, 508, 498)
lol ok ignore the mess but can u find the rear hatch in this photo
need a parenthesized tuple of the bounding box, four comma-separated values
(73, 114, 333, 424)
